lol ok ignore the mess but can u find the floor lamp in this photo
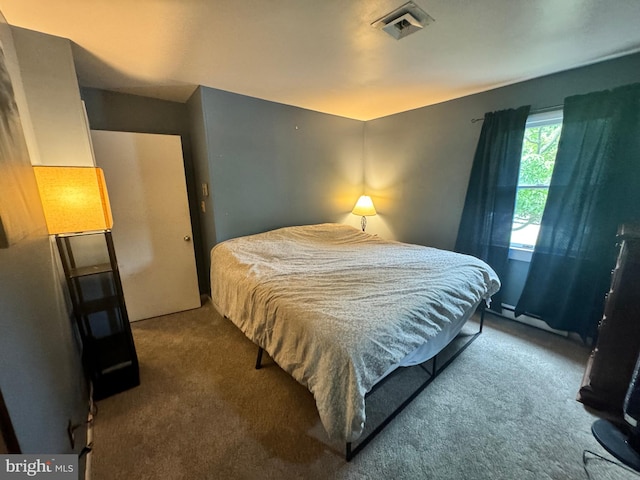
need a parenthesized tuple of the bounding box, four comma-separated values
(33, 166, 139, 400)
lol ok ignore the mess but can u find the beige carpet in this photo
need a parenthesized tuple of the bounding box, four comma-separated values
(90, 301, 632, 480)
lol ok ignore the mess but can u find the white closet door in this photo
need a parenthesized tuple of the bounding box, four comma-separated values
(91, 130, 200, 321)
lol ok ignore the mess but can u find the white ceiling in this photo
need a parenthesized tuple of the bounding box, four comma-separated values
(1, 0, 640, 121)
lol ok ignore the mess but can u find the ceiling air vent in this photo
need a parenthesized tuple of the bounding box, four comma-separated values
(371, 2, 434, 40)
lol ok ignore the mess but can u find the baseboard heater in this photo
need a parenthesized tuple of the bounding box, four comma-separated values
(490, 304, 568, 337)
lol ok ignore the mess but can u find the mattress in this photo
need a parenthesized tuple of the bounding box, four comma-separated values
(210, 223, 500, 442)
(378, 297, 481, 381)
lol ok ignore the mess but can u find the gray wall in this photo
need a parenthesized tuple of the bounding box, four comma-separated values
(0, 237, 87, 453)
(0, 22, 88, 454)
(187, 86, 364, 258)
(81, 88, 189, 134)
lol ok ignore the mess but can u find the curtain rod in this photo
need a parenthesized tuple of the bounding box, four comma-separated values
(471, 104, 563, 123)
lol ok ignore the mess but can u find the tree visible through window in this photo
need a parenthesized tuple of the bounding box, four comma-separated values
(510, 111, 563, 249)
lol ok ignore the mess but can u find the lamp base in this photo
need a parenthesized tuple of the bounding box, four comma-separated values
(361, 216, 367, 232)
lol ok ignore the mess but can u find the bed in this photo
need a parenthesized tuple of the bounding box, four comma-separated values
(210, 223, 500, 455)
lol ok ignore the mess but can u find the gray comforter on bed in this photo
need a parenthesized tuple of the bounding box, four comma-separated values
(210, 223, 500, 442)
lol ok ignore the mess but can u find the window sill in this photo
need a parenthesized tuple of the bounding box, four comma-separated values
(508, 246, 533, 262)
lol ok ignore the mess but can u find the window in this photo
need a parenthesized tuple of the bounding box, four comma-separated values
(509, 110, 563, 252)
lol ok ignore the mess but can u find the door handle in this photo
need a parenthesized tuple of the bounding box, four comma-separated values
(184, 235, 191, 242)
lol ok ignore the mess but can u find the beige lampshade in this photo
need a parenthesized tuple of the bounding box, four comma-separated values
(352, 195, 377, 217)
(33, 166, 113, 234)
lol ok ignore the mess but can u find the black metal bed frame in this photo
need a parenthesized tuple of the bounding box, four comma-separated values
(254, 305, 485, 461)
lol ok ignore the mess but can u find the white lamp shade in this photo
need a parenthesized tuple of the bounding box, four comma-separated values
(352, 195, 377, 216)
(33, 166, 113, 234)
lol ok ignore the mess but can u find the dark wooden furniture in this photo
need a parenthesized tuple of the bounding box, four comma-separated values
(578, 223, 640, 419)
(56, 231, 139, 400)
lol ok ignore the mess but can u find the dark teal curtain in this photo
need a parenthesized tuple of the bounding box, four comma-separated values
(515, 83, 640, 340)
(455, 106, 530, 308)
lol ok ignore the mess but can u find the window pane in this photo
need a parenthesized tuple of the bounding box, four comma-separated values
(514, 187, 549, 225)
(510, 221, 540, 248)
(511, 187, 548, 248)
(510, 116, 562, 249)
(518, 124, 561, 186)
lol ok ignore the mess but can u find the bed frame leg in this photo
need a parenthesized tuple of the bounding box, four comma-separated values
(255, 347, 264, 370)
